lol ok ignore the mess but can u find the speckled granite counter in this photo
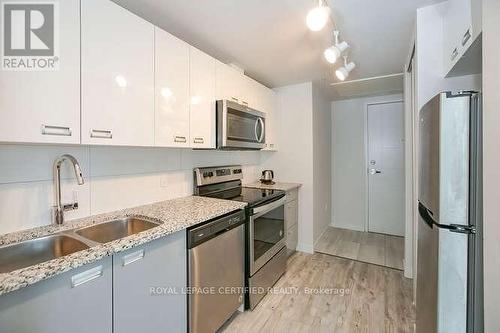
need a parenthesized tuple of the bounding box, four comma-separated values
(0, 196, 246, 296)
(245, 181, 302, 192)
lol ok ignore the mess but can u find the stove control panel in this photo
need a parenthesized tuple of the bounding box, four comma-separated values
(216, 168, 231, 176)
(194, 165, 244, 187)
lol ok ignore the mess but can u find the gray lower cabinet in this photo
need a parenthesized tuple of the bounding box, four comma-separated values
(0, 257, 113, 333)
(113, 231, 187, 333)
(285, 188, 299, 257)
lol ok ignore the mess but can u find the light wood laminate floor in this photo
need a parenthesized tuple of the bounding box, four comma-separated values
(315, 227, 405, 270)
(221, 252, 414, 333)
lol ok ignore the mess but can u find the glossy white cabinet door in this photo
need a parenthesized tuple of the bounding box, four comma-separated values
(189, 47, 216, 149)
(154, 28, 190, 148)
(81, 0, 154, 146)
(215, 61, 242, 104)
(262, 89, 279, 151)
(443, 0, 473, 74)
(0, 0, 80, 144)
(242, 76, 262, 110)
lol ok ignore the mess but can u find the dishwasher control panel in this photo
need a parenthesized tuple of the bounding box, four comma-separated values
(187, 210, 245, 248)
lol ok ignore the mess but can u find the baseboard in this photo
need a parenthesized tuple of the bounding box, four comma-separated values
(296, 242, 314, 254)
(330, 221, 365, 232)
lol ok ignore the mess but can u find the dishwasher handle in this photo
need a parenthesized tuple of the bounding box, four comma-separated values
(187, 210, 245, 249)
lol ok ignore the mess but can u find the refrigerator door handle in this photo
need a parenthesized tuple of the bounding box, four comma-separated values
(418, 201, 436, 228)
(449, 224, 477, 234)
(419, 202, 476, 234)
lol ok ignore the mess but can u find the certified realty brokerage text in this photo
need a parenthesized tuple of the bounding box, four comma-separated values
(1, 2, 60, 71)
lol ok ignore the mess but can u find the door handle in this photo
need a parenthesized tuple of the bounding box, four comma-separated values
(174, 136, 187, 143)
(122, 249, 145, 266)
(461, 28, 471, 46)
(369, 169, 382, 175)
(42, 125, 72, 137)
(90, 129, 113, 139)
(71, 266, 103, 288)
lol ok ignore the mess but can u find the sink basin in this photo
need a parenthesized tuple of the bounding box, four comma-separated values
(0, 234, 89, 273)
(75, 217, 159, 244)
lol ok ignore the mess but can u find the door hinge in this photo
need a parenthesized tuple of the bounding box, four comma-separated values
(449, 224, 476, 234)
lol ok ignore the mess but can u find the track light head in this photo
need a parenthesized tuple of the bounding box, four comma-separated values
(323, 31, 349, 64)
(335, 56, 356, 81)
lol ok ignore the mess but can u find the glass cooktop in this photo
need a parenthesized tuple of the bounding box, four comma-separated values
(202, 186, 285, 207)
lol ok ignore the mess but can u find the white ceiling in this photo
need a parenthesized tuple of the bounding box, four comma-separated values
(113, 0, 441, 98)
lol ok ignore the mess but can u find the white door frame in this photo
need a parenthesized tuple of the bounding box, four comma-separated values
(364, 99, 404, 234)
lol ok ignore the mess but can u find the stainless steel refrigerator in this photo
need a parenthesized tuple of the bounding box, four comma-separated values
(416, 91, 483, 333)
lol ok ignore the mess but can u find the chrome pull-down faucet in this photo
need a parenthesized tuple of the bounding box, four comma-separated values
(53, 154, 85, 225)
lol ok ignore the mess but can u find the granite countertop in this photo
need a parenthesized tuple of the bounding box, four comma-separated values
(245, 181, 302, 192)
(0, 196, 246, 296)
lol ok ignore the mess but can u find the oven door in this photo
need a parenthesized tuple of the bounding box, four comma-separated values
(217, 100, 266, 150)
(249, 196, 286, 275)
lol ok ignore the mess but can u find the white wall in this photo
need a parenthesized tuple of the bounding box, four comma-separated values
(261, 82, 315, 253)
(331, 93, 403, 232)
(312, 83, 332, 245)
(0, 144, 261, 235)
(482, 0, 500, 330)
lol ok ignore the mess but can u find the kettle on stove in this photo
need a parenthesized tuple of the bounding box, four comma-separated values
(260, 170, 275, 185)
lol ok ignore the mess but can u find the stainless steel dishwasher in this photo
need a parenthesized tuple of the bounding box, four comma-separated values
(187, 210, 246, 333)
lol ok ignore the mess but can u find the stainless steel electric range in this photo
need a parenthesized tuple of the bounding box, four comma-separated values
(194, 165, 287, 310)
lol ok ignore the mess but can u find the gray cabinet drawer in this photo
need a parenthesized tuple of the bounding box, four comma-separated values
(0, 258, 112, 333)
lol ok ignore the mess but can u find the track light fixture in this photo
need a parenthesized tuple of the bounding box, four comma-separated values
(335, 56, 356, 81)
(306, 0, 329, 32)
(324, 30, 349, 64)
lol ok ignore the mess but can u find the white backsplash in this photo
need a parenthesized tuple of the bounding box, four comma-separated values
(0, 144, 261, 235)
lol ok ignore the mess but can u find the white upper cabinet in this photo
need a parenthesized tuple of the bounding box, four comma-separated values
(243, 77, 263, 110)
(443, 0, 479, 75)
(154, 28, 190, 148)
(81, 0, 155, 146)
(216, 61, 243, 104)
(262, 89, 280, 151)
(189, 47, 216, 149)
(0, 0, 80, 144)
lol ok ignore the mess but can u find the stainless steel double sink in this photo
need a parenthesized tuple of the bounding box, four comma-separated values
(0, 217, 160, 274)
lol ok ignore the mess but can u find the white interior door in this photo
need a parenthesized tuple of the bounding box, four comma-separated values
(367, 101, 405, 236)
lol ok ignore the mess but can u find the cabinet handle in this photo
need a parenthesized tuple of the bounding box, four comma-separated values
(231, 97, 239, 102)
(41, 125, 72, 137)
(122, 249, 145, 266)
(90, 129, 113, 139)
(193, 137, 204, 144)
(71, 265, 103, 288)
(174, 136, 187, 143)
(462, 28, 471, 46)
(451, 48, 459, 61)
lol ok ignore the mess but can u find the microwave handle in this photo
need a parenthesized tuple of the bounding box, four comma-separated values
(256, 118, 265, 143)
(254, 118, 259, 142)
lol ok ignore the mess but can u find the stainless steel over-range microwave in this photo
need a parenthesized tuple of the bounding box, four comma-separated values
(216, 100, 266, 150)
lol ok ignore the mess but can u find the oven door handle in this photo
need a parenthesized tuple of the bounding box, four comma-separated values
(252, 196, 286, 216)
